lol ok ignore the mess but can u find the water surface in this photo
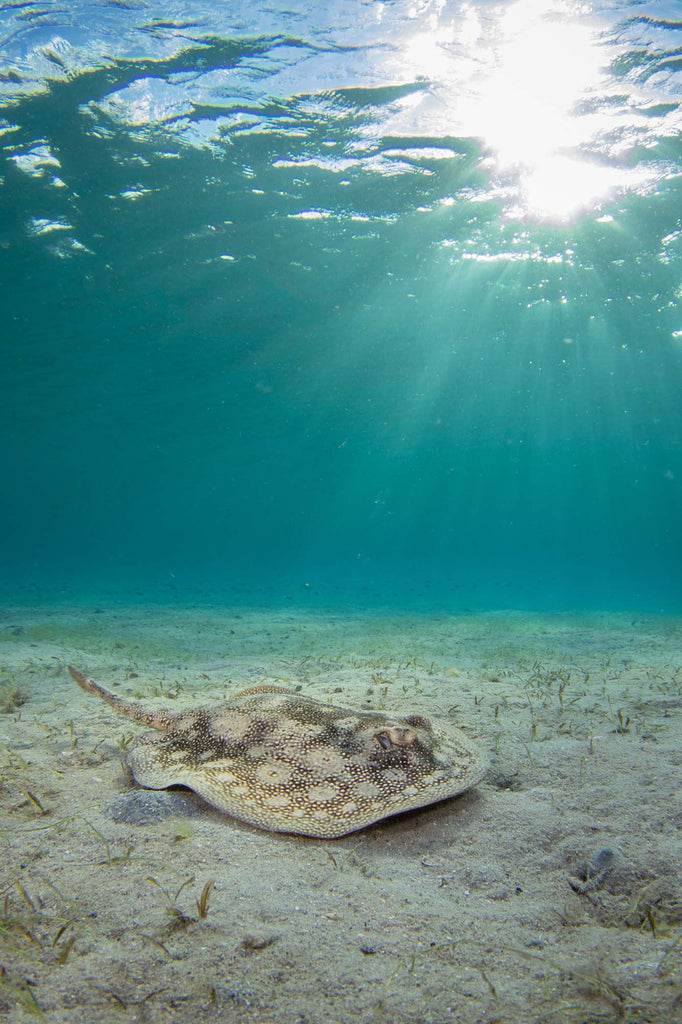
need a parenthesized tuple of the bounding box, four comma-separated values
(1, 0, 681, 611)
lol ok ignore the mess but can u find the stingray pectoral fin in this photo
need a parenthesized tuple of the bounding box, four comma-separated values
(127, 738, 191, 790)
(126, 740, 255, 825)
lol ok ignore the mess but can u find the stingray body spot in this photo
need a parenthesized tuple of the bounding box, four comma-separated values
(255, 762, 294, 786)
(245, 744, 274, 760)
(299, 748, 348, 774)
(277, 721, 325, 741)
(209, 713, 253, 741)
(355, 781, 382, 799)
(307, 783, 339, 803)
(400, 784, 420, 798)
(334, 716, 362, 730)
(197, 749, 220, 764)
(171, 714, 199, 731)
(264, 794, 293, 809)
(167, 749, 193, 765)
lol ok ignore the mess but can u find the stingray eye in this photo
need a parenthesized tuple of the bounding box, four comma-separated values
(373, 727, 417, 749)
(404, 715, 431, 730)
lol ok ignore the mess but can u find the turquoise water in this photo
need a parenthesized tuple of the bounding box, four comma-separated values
(1, 0, 681, 612)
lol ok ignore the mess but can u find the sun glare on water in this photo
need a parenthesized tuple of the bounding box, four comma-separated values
(471, 0, 609, 219)
(403, 0, 634, 221)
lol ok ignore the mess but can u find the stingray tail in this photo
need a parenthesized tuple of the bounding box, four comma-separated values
(67, 666, 171, 730)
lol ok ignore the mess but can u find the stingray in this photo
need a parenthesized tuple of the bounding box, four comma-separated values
(68, 666, 488, 838)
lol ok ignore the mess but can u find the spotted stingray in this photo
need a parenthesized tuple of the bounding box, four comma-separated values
(68, 666, 488, 838)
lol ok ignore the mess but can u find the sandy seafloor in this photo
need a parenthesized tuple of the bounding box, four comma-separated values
(0, 604, 680, 1024)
